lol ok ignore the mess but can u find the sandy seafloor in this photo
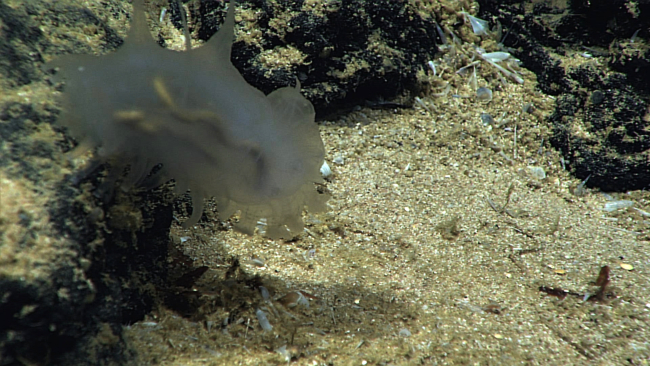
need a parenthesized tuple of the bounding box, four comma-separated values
(126, 42, 650, 366)
(129, 87, 650, 365)
(1, 0, 650, 365)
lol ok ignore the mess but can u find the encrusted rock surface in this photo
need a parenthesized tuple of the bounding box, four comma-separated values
(478, 0, 650, 191)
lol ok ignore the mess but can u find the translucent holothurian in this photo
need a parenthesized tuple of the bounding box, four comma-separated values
(47, 0, 328, 239)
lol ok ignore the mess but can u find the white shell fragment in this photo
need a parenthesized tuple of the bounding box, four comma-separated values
(461, 12, 489, 35)
(320, 161, 332, 178)
(276, 346, 291, 362)
(603, 200, 634, 212)
(159, 7, 167, 23)
(620, 263, 634, 271)
(259, 286, 270, 301)
(256, 308, 273, 332)
(526, 166, 546, 180)
(476, 48, 524, 84)
(480, 113, 493, 126)
(476, 87, 493, 103)
(481, 52, 513, 62)
(293, 292, 310, 308)
(399, 328, 412, 337)
(427, 60, 437, 76)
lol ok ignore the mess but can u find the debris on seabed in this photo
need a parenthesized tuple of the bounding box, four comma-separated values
(278, 291, 310, 309)
(572, 174, 591, 197)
